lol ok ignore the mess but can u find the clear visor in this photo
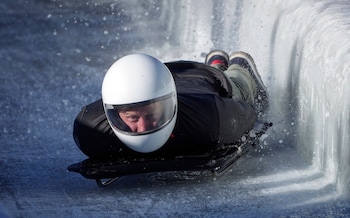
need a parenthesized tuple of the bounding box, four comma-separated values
(105, 92, 177, 135)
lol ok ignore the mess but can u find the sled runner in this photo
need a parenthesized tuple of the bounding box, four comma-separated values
(68, 121, 272, 187)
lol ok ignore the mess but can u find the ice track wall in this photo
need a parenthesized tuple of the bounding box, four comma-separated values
(233, 0, 350, 199)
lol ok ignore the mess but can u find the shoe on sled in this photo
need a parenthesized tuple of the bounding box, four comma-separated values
(205, 50, 229, 71)
(229, 51, 269, 114)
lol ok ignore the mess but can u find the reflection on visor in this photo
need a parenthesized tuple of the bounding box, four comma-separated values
(105, 93, 176, 135)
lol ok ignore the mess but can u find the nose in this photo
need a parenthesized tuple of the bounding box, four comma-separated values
(136, 116, 149, 132)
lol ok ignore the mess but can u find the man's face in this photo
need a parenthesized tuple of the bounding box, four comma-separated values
(118, 102, 164, 133)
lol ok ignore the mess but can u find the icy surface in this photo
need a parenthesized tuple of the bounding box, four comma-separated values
(0, 0, 350, 217)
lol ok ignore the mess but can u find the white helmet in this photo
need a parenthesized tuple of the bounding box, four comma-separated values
(102, 54, 177, 153)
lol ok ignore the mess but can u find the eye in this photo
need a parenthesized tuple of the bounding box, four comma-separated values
(146, 112, 162, 121)
(127, 115, 139, 122)
(145, 113, 155, 120)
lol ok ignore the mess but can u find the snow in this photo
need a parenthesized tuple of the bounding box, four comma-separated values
(0, 0, 349, 217)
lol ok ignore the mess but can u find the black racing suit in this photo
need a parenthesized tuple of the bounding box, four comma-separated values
(73, 61, 257, 159)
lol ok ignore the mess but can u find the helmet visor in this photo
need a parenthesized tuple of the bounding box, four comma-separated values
(105, 92, 176, 135)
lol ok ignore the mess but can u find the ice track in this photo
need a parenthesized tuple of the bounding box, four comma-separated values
(0, 0, 349, 217)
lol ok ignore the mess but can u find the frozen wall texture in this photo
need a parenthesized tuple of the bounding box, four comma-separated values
(234, 0, 350, 199)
